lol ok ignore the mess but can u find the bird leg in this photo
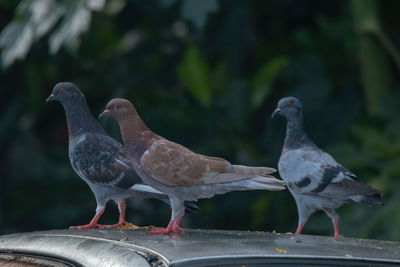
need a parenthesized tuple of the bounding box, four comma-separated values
(295, 204, 312, 235)
(333, 217, 342, 238)
(170, 211, 185, 234)
(148, 219, 175, 235)
(69, 207, 106, 230)
(295, 222, 306, 235)
(323, 208, 343, 238)
(149, 198, 186, 235)
(104, 201, 133, 228)
(148, 211, 185, 235)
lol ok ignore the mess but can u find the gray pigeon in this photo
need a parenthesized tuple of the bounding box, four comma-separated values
(46, 82, 198, 229)
(272, 96, 383, 237)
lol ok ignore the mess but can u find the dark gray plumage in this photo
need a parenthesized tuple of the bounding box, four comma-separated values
(272, 96, 383, 237)
(46, 82, 198, 229)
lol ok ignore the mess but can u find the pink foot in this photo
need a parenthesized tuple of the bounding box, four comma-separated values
(171, 226, 185, 234)
(148, 228, 173, 235)
(148, 211, 186, 235)
(69, 223, 106, 230)
(70, 208, 106, 230)
(148, 226, 185, 235)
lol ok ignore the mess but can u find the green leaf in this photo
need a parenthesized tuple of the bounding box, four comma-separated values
(212, 61, 230, 93)
(178, 45, 212, 107)
(250, 56, 289, 110)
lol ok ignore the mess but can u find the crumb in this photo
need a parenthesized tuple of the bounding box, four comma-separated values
(275, 248, 288, 254)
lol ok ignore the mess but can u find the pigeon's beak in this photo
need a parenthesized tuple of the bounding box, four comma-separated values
(46, 94, 55, 103)
(271, 108, 281, 118)
(99, 109, 110, 119)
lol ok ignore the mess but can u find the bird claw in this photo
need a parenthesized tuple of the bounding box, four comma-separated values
(172, 226, 185, 234)
(148, 228, 170, 235)
(148, 226, 185, 235)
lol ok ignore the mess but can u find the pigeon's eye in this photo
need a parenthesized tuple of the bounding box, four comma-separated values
(59, 88, 66, 94)
(116, 105, 121, 110)
(286, 101, 293, 107)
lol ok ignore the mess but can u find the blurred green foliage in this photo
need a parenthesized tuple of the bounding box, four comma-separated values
(178, 45, 213, 107)
(1, 0, 400, 241)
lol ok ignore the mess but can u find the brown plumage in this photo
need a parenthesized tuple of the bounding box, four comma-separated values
(141, 139, 276, 186)
(100, 98, 285, 235)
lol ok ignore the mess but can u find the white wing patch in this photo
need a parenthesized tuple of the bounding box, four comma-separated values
(115, 158, 130, 168)
(130, 184, 164, 195)
(75, 134, 86, 145)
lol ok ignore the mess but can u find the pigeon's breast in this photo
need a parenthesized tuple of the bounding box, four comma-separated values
(68, 134, 87, 156)
(68, 134, 90, 181)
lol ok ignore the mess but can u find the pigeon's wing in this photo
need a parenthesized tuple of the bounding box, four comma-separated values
(70, 134, 142, 190)
(140, 139, 271, 186)
(279, 148, 370, 198)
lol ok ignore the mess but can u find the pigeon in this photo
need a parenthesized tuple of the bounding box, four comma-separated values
(99, 98, 286, 235)
(46, 82, 198, 229)
(272, 96, 383, 237)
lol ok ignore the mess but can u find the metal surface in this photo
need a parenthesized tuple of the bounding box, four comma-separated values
(0, 229, 399, 266)
(0, 230, 152, 267)
(0, 252, 75, 267)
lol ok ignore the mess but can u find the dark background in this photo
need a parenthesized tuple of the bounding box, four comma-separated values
(1, 0, 400, 241)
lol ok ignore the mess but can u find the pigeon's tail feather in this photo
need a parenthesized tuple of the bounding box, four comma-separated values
(326, 179, 383, 205)
(343, 180, 383, 205)
(183, 201, 200, 213)
(233, 165, 276, 175)
(129, 184, 166, 198)
(221, 176, 285, 192)
(349, 192, 383, 206)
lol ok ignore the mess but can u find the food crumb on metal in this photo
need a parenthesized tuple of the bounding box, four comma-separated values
(275, 248, 288, 254)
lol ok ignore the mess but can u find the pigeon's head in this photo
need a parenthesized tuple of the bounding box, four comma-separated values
(99, 98, 137, 120)
(46, 82, 85, 105)
(272, 97, 303, 120)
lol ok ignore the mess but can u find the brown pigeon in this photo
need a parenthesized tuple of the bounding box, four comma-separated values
(99, 98, 285, 235)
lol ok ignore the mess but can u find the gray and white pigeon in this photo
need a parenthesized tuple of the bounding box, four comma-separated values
(46, 82, 198, 229)
(272, 96, 383, 237)
(99, 98, 285, 235)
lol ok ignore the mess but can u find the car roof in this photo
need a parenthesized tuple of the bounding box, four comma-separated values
(1, 229, 400, 266)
